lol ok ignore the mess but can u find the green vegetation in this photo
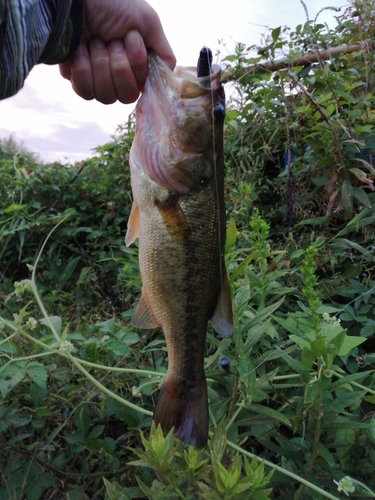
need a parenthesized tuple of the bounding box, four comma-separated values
(1, 1, 375, 498)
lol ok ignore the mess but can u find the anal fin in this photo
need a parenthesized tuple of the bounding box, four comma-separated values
(132, 289, 159, 329)
(210, 271, 233, 338)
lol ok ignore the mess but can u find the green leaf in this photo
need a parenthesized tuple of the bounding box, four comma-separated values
(309, 338, 326, 357)
(271, 26, 281, 42)
(104, 478, 146, 500)
(282, 353, 311, 381)
(210, 420, 227, 464)
(3, 203, 26, 213)
(0, 363, 26, 397)
(40, 316, 62, 336)
(338, 335, 366, 356)
(226, 217, 238, 250)
(57, 256, 81, 291)
(26, 362, 47, 389)
(335, 207, 375, 237)
(317, 443, 335, 466)
(326, 103, 336, 117)
(349, 167, 370, 183)
(89, 425, 105, 439)
(297, 216, 330, 226)
(353, 187, 371, 207)
(369, 416, 375, 444)
(74, 405, 91, 436)
(341, 179, 353, 215)
(248, 403, 291, 427)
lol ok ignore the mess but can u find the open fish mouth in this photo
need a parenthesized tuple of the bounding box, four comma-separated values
(131, 49, 225, 195)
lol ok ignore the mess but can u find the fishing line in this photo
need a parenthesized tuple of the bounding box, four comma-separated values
(198, 46, 225, 283)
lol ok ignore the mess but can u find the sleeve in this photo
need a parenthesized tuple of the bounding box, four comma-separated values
(0, 0, 83, 100)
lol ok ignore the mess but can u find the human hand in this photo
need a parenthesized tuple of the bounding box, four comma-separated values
(59, 0, 176, 104)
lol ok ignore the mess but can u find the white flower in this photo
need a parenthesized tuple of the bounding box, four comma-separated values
(334, 476, 355, 496)
(26, 317, 38, 330)
(59, 340, 74, 353)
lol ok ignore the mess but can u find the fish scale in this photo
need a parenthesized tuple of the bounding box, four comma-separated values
(125, 49, 233, 448)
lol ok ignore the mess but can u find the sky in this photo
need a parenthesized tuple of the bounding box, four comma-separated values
(0, 0, 347, 164)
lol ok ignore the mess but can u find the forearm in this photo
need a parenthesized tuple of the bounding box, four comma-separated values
(0, 0, 83, 99)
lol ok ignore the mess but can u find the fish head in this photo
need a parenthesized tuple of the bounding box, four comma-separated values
(131, 51, 225, 194)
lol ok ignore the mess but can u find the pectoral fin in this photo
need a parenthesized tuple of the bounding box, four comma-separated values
(210, 271, 233, 338)
(125, 201, 140, 247)
(132, 289, 159, 329)
(155, 195, 191, 243)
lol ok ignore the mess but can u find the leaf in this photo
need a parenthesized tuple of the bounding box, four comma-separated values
(326, 103, 336, 117)
(0, 363, 26, 398)
(330, 237, 366, 253)
(317, 443, 335, 466)
(370, 416, 375, 444)
(335, 207, 375, 237)
(104, 478, 146, 500)
(296, 216, 330, 226)
(226, 217, 238, 250)
(26, 362, 47, 389)
(89, 425, 105, 439)
(330, 371, 373, 390)
(57, 256, 81, 291)
(0, 408, 30, 432)
(210, 420, 227, 464)
(40, 316, 62, 336)
(271, 26, 281, 42)
(248, 403, 291, 427)
(349, 167, 369, 183)
(356, 157, 375, 175)
(341, 179, 353, 215)
(3, 203, 26, 213)
(353, 187, 372, 206)
(310, 338, 326, 357)
(338, 335, 366, 356)
(246, 296, 285, 328)
(282, 353, 311, 381)
(74, 405, 91, 436)
(245, 319, 271, 350)
(317, 305, 341, 314)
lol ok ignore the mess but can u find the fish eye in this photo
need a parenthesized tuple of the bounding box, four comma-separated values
(213, 103, 225, 121)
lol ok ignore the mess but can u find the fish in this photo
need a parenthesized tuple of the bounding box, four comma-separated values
(125, 49, 233, 448)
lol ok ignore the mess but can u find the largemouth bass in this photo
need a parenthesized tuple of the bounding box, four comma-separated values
(125, 49, 233, 448)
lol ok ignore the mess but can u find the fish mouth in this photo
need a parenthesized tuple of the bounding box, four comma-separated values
(148, 50, 222, 101)
(131, 51, 225, 194)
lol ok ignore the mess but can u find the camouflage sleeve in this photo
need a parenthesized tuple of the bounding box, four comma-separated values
(0, 0, 83, 100)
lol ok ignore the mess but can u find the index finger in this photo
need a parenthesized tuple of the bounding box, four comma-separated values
(138, 9, 176, 71)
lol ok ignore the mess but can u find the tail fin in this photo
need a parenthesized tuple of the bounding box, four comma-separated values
(153, 378, 208, 448)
